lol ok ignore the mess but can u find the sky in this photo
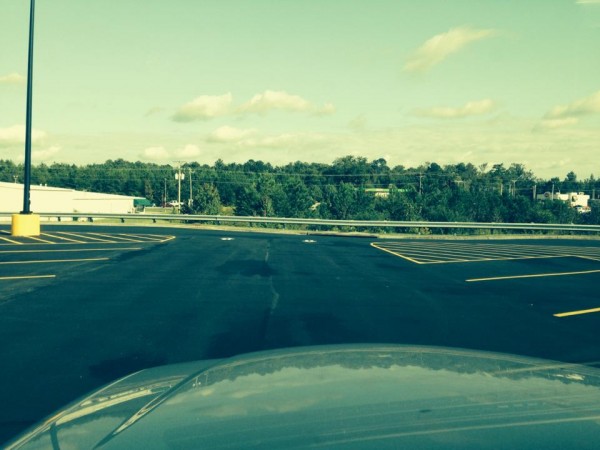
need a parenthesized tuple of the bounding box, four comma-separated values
(1, 0, 600, 178)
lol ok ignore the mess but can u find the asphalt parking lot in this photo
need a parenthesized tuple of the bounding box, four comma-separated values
(1, 224, 599, 443)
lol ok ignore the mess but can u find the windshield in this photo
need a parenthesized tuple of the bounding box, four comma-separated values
(1, 0, 599, 447)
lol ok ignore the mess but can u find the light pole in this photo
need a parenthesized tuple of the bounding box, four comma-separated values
(174, 162, 184, 213)
(12, 0, 40, 236)
(188, 167, 193, 208)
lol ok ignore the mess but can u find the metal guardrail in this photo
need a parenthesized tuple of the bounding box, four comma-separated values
(1, 211, 599, 233)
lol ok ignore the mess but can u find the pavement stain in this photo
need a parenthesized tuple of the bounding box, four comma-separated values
(215, 259, 276, 277)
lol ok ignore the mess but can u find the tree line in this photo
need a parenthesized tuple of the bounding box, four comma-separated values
(1, 157, 599, 226)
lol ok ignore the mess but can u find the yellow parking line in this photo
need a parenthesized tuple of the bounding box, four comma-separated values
(0, 247, 141, 254)
(86, 232, 144, 242)
(0, 274, 56, 281)
(125, 233, 175, 242)
(0, 236, 23, 245)
(370, 243, 423, 264)
(554, 307, 600, 318)
(0, 257, 109, 265)
(22, 236, 55, 244)
(53, 231, 114, 242)
(41, 233, 85, 243)
(424, 255, 566, 265)
(466, 269, 600, 283)
(577, 255, 600, 262)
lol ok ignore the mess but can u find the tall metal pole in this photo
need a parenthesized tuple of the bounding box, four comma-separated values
(177, 163, 182, 214)
(22, 0, 36, 214)
(188, 167, 193, 208)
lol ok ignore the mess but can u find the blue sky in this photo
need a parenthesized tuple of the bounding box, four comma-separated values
(1, 0, 599, 178)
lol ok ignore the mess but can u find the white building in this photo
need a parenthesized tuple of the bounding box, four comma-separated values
(536, 191, 590, 209)
(0, 181, 140, 216)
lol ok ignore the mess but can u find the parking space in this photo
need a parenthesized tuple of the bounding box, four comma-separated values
(0, 229, 174, 245)
(371, 240, 600, 264)
(372, 239, 600, 319)
(0, 227, 175, 294)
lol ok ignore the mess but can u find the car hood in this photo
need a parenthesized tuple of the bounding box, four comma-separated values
(7, 345, 600, 449)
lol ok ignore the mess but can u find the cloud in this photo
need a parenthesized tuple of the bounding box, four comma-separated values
(236, 90, 335, 116)
(172, 93, 233, 122)
(33, 146, 60, 161)
(207, 126, 258, 143)
(0, 73, 25, 85)
(537, 118, 579, 129)
(175, 144, 201, 158)
(576, 0, 600, 4)
(413, 99, 497, 119)
(238, 90, 311, 114)
(0, 125, 47, 146)
(404, 27, 495, 73)
(173, 91, 334, 122)
(544, 90, 600, 119)
(141, 146, 170, 160)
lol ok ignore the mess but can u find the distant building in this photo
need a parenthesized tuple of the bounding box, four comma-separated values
(0, 181, 145, 218)
(536, 191, 590, 212)
(364, 188, 390, 198)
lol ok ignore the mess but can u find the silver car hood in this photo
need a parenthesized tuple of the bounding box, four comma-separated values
(7, 345, 600, 449)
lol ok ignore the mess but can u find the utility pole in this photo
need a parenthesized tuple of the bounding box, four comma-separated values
(551, 182, 555, 199)
(532, 184, 537, 200)
(163, 178, 167, 207)
(188, 167, 193, 208)
(418, 173, 423, 195)
(13, 175, 18, 184)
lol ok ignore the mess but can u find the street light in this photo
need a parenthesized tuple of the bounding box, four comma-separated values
(12, 0, 40, 236)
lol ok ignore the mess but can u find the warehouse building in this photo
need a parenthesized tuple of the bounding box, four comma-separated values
(0, 181, 142, 218)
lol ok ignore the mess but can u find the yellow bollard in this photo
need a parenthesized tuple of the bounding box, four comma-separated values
(11, 214, 41, 237)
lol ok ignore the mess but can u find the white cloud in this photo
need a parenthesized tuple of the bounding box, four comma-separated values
(537, 117, 579, 129)
(404, 27, 495, 73)
(314, 102, 336, 116)
(237, 90, 335, 116)
(33, 146, 60, 161)
(172, 93, 233, 122)
(0, 73, 25, 85)
(545, 90, 600, 119)
(0, 125, 47, 146)
(175, 144, 201, 158)
(238, 90, 311, 114)
(207, 126, 258, 143)
(173, 91, 334, 122)
(413, 99, 497, 119)
(141, 146, 171, 160)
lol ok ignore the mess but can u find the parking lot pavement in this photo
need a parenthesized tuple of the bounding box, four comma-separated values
(1, 226, 599, 443)
(0, 227, 175, 301)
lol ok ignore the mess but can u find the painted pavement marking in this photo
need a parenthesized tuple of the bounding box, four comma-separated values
(0, 257, 110, 265)
(372, 241, 600, 264)
(0, 274, 56, 281)
(554, 307, 600, 318)
(466, 269, 600, 283)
